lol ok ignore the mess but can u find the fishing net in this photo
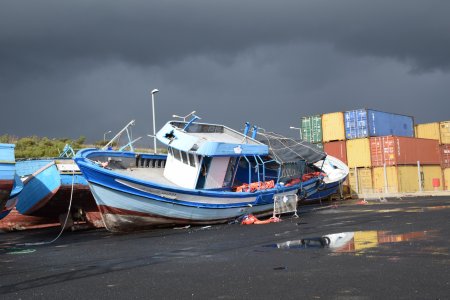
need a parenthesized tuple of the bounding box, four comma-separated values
(256, 131, 326, 180)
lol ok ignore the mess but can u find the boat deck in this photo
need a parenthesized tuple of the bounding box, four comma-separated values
(188, 132, 244, 144)
(114, 168, 179, 187)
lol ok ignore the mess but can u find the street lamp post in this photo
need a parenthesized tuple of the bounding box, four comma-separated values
(103, 130, 112, 142)
(289, 126, 303, 140)
(151, 89, 159, 154)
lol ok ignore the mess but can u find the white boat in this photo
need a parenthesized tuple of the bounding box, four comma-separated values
(305, 155, 349, 201)
(75, 119, 326, 232)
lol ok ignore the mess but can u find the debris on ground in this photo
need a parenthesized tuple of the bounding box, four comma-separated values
(173, 225, 191, 230)
(240, 214, 281, 225)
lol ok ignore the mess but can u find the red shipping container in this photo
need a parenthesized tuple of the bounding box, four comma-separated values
(324, 141, 348, 165)
(370, 136, 441, 167)
(441, 145, 450, 168)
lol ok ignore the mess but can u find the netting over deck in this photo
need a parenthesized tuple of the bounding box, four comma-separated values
(256, 131, 327, 180)
(256, 131, 326, 164)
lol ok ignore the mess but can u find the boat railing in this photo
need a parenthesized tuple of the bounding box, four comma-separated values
(58, 144, 76, 158)
(102, 120, 140, 152)
(135, 156, 166, 169)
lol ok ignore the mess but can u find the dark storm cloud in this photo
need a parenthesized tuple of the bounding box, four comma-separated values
(1, 0, 450, 84)
(1, 0, 450, 142)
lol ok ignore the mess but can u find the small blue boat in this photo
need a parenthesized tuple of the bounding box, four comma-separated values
(15, 146, 97, 222)
(0, 143, 18, 219)
(305, 155, 349, 201)
(75, 119, 326, 232)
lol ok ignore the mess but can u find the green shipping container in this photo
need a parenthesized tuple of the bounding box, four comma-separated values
(301, 115, 322, 143)
(314, 143, 324, 150)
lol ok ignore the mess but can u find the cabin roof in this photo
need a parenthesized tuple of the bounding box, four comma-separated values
(156, 121, 269, 157)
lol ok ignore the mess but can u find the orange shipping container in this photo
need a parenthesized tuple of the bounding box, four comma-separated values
(415, 122, 441, 143)
(322, 112, 346, 142)
(372, 166, 420, 193)
(323, 141, 347, 165)
(443, 168, 450, 191)
(347, 138, 371, 168)
(348, 167, 373, 194)
(440, 121, 450, 144)
(370, 136, 441, 167)
(421, 166, 443, 191)
(441, 145, 450, 168)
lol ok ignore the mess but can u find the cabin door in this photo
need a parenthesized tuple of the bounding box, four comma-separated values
(196, 157, 212, 189)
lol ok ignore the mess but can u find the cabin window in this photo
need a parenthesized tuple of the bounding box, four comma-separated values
(223, 157, 238, 188)
(181, 151, 188, 164)
(188, 153, 196, 167)
(173, 149, 182, 161)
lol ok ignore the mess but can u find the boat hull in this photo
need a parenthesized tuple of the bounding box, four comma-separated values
(0, 143, 16, 217)
(304, 178, 346, 201)
(90, 183, 277, 231)
(0, 165, 15, 205)
(306, 155, 349, 201)
(77, 155, 317, 232)
(16, 161, 97, 219)
(0, 174, 23, 220)
(0, 178, 14, 204)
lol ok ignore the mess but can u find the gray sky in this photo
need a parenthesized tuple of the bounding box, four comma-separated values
(1, 0, 450, 145)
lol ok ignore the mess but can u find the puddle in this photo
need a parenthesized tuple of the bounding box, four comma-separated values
(344, 205, 450, 215)
(427, 205, 450, 211)
(265, 230, 432, 254)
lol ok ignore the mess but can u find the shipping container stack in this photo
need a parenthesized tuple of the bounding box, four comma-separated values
(299, 109, 449, 196)
(344, 109, 416, 194)
(300, 115, 324, 150)
(415, 120, 450, 191)
(321, 112, 350, 193)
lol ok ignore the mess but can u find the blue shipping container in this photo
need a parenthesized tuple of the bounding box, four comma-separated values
(344, 109, 414, 139)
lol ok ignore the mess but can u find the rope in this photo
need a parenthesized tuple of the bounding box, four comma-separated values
(17, 168, 76, 246)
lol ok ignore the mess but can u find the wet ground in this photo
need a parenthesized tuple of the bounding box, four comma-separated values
(1, 196, 449, 299)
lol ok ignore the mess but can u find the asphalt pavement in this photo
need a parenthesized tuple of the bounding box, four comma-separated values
(1, 196, 449, 299)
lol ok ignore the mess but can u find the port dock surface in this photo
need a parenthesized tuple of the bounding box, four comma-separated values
(1, 196, 449, 299)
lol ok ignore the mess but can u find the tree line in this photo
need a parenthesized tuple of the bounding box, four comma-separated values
(0, 134, 158, 158)
(0, 134, 90, 159)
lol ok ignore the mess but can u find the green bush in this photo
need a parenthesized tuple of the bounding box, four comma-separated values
(14, 136, 87, 159)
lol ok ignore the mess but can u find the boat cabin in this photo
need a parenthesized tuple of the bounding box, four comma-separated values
(156, 121, 269, 190)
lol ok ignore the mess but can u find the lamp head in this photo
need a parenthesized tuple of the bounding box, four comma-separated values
(151, 89, 159, 94)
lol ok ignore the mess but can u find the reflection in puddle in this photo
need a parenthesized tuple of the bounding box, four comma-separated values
(427, 205, 450, 211)
(341, 205, 450, 215)
(267, 230, 431, 254)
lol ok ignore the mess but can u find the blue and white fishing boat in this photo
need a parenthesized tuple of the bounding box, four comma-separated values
(75, 119, 327, 232)
(305, 155, 349, 201)
(15, 145, 97, 222)
(0, 143, 20, 219)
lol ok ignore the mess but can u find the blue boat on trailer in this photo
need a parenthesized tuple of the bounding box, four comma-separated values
(15, 145, 97, 224)
(75, 119, 327, 232)
(0, 143, 23, 220)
